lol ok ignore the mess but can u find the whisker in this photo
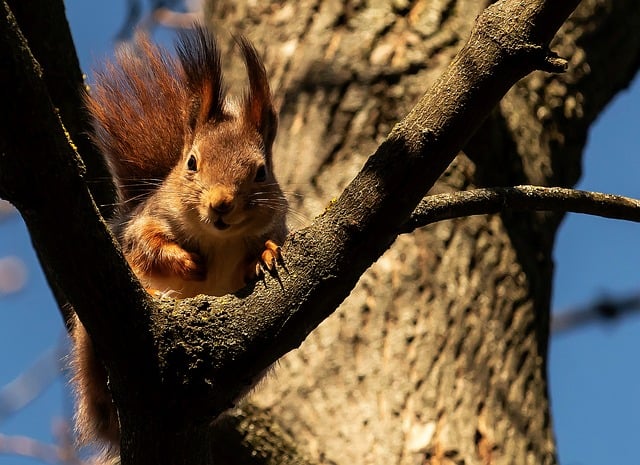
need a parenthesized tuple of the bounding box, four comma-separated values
(99, 191, 153, 208)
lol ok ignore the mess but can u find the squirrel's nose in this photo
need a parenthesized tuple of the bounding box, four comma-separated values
(211, 198, 234, 215)
(209, 188, 236, 216)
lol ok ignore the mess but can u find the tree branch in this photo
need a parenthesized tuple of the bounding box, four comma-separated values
(552, 292, 640, 333)
(0, 432, 81, 465)
(400, 185, 640, 233)
(209, 405, 316, 465)
(0, 344, 65, 422)
(5, 0, 117, 329)
(6, 0, 115, 215)
(0, 0, 156, 387)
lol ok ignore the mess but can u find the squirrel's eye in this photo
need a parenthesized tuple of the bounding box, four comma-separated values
(187, 154, 198, 172)
(254, 165, 267, 182)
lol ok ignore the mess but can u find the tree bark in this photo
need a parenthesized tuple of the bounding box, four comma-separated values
(204, 1, 640, 464)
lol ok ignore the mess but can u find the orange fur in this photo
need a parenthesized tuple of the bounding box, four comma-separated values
(125, 220, 206, 281)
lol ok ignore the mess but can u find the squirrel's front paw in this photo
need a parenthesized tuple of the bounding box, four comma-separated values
(173, 249, 207, 281)
(157, 244, 206, 281)
(246, 240, 283, 281)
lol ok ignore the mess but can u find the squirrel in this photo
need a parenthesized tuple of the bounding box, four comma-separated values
(70, 26, 288, 453)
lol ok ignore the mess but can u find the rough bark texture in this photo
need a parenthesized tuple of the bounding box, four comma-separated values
(203, 1, 640, 464)
(4, 0, 115, 328)
(5, 0, 114, 216)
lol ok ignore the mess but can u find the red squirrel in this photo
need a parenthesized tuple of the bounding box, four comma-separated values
(70, 26, 288, 452)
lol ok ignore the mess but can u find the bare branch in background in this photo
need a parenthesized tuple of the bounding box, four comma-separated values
(0, 199, 14, 221)
(0, 429, 85, 465)
(0, 433, 61, 464)
(115, 0, 202, 43)
(52, 418, 85, 465)
(0, 343, 65, 422)
(552, 292, 640, 333)
(0, 256, 27, 296)
(400, 186, 640, 233)
(0, 342, 84, 464)
(401, 187, 640, 335)
(0, 203, 26, 297)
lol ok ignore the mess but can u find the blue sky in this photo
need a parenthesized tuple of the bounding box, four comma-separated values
(0, 2, 638, 464)
(550, 74, 640, 463)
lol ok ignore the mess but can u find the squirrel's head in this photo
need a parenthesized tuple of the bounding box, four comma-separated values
(172, 27, 286, 239)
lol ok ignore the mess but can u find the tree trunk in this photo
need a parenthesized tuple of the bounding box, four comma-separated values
(203, 1, 640, 464)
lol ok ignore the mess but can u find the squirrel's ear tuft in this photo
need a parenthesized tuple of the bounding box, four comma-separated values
(237, 35, 278, 152)
(177, 25, 226, 129)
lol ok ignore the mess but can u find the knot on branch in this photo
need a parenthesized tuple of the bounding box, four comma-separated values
(476, 4, 569, 74)
(518, 45, 568, 73)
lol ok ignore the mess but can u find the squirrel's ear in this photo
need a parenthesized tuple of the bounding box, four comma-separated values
(237, 35, 278, 153)
(177, 25, 226, 130)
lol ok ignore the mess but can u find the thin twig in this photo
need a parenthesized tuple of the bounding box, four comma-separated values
(400, 185, 640, 233)
(0, 433, 77, 465)
(0, 342, 66, 422)
(552, 292, 640, 333)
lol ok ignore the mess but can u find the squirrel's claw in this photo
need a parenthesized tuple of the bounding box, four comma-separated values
(261, 239, 282, 271)
(249, 240, 283, 280)
(146, 288, 181, 299)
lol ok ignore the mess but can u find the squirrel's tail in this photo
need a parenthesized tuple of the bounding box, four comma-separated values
(85, 33, 189, 209)
(70, 317, 120, 457)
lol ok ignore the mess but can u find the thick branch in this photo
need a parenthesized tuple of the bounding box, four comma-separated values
(5, 0, 116, 329)
(0, 2, 156, 382)
(209, 405, 315, 465)
(5, 0, 114, 210)
(400, 185, 640, 233)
